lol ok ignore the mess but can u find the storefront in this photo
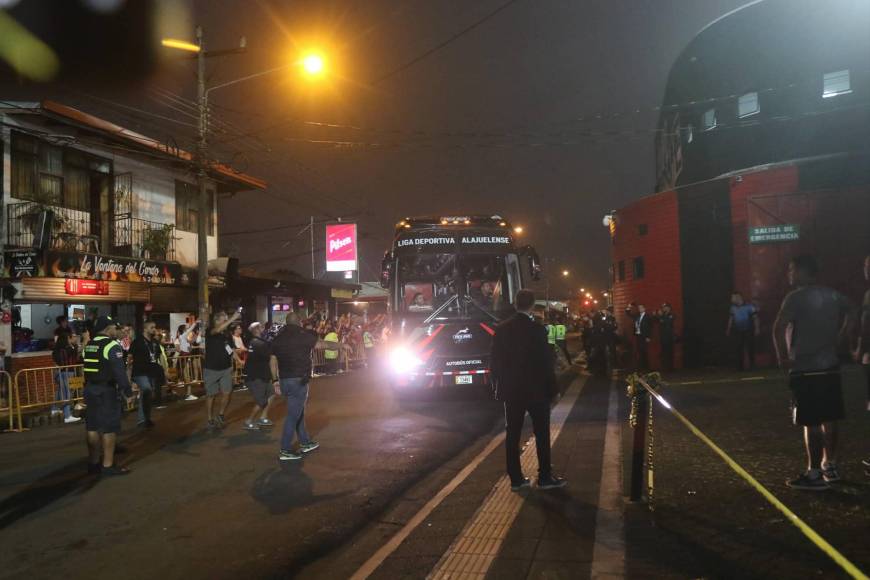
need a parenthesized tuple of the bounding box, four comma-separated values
(1, 249, 194, 373)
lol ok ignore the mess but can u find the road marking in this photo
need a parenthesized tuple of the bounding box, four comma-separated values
(349, 426, 507, 580)
(426, 377, 586, 580)
(590, 381, 625, 579)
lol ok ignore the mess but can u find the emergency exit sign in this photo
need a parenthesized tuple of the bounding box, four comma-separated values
(749, 224, 800, 244)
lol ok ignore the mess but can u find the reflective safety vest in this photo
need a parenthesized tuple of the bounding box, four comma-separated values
(82, 335, 121, 383)
(546, 325, 556, 345)
(363, 332, 374, 349)
(324, 332, 339, 359)
(555, 324, 567, 341)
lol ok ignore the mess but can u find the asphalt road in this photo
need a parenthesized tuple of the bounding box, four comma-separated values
(0, 367, 504, 580)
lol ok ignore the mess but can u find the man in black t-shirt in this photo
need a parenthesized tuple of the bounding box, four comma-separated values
(243, 322, 278, 431)
(204, 311, 241, 430)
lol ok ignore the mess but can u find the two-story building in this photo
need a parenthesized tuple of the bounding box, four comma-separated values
(0, 100, 266, 371)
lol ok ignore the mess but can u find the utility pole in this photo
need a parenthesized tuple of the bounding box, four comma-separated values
(196, 25, 210, 331)
(310, 215, 315, 278)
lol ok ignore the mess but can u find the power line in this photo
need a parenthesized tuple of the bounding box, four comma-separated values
(374, 0, 525, 84)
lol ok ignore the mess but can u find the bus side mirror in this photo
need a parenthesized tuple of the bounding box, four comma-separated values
(380, 253, 392, 289)
(524, 246, 542, 281)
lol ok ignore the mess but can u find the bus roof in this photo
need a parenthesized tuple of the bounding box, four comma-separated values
(394, 215, 512, 233)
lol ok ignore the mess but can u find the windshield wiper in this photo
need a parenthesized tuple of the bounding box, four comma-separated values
(424, 293, 460, 324)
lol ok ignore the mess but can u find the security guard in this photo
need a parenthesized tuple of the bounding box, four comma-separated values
(83, 316, 134, 476)
(323, 327, 340, 374)
(555, 318, 570, 361)
(545, 319, 557, 350)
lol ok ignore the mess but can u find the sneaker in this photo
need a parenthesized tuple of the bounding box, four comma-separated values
(510, 478, 531, 492)
(538, 475, 568, 490)
(217, 414, 227, 427)
(155, 405, 167, 410)
(822, 464, 841, 483)
(185, 394, 198, 401)
(100, 464, 131, 477)
(299, 441, 320, 454)
(207, 419, 218, 431)
(861, 457, 870, 469)
(787, 472, 829, 491)
(243, 420, 260, 431)
(64, 416, 82, 424)
(279, 450, 303, 461)
(257, 418, 274, 427)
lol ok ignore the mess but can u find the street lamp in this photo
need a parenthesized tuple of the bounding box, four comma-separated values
(163, 29, 329, 331)
(513, 225, 524, 235)
(302, 52, 325, 76)
(562, 270, 569, 277)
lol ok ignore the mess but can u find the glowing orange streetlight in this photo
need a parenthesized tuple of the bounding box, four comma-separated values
(301, 52, 325, 76)
(513, 225, 524, 234)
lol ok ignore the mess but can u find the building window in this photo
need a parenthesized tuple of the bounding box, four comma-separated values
(617, 260, 625, 282)
(823, 69, 851, 98)
(702, 108, 717, 131)
(638, 224, 648, 236)
(175, 180, 215, 235)
(10, 132, 106, 211)
(633, 257, 645, 279)
(738, 92, 759, 118)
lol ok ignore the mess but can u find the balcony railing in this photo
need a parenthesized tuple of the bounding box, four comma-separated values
(6, 201, 98, 252)
(112, 214, 177, 262)
(6, 202, 176, 262)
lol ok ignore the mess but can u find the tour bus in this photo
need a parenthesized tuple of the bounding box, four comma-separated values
(380, 215, 541, 389)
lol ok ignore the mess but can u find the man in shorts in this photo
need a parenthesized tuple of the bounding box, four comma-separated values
(243, 322, 278, 431)
(204, 310, 241, 430)
(82, 316, 135, 476)
(773, 255, 855, 491)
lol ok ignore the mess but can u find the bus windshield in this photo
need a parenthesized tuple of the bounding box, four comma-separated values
(397, 253, 520, 321)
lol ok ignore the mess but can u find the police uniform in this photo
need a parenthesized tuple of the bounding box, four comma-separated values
(83, 325, 133, 434)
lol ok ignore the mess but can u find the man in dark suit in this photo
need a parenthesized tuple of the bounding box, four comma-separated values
(626, 303, 653, 371)
(491, 289, 567, 491)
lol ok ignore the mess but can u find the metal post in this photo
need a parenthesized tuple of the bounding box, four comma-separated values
(629, 392, 648, 502)
(196, 26, 210, 332)
(310, 215, 315, 278)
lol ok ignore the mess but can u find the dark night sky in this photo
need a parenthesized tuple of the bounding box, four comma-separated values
(7, 0, 749, 296)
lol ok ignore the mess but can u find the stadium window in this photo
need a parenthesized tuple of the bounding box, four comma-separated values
(738, 92, 759, 118)
(633, 257, 645, 280)
(702, 108, 717, 131)
(638, 224, 648, 236)
(822, 69, 851, 98)
(617, 260, 626, 282)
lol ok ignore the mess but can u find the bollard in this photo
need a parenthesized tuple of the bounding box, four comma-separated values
(629, 391, 648, 502)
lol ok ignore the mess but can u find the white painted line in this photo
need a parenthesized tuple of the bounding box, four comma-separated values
(591, 381, 626, 579)
(349, 428, 507, 580)
(426, 377, 587, 580)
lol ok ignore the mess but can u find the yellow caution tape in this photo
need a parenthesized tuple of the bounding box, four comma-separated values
(638, 378, 869, 580)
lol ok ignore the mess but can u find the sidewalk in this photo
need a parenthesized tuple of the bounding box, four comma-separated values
(357, 364, 870, 580)
(359, 373, 625, 580)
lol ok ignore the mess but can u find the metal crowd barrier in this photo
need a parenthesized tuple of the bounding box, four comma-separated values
(11, 364, 85, 432)
(168, 354, 204, 395)
(0, 371, 15, 432)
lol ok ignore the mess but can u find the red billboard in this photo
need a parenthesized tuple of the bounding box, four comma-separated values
(325, 223, 357, 272)
(65, 279, 110, 296)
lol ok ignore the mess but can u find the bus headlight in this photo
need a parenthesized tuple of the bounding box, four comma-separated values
(389, 348, 423, 374)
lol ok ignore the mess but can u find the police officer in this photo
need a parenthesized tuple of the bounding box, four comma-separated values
(545, 318, 557, 352)
(83, 316, 134, 476)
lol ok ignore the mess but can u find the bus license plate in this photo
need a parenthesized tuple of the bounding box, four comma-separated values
(455, 375, 473, 385)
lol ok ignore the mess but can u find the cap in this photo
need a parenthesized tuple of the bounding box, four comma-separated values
(93, 315, 116, 334)
(247, 321, 262, 333)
